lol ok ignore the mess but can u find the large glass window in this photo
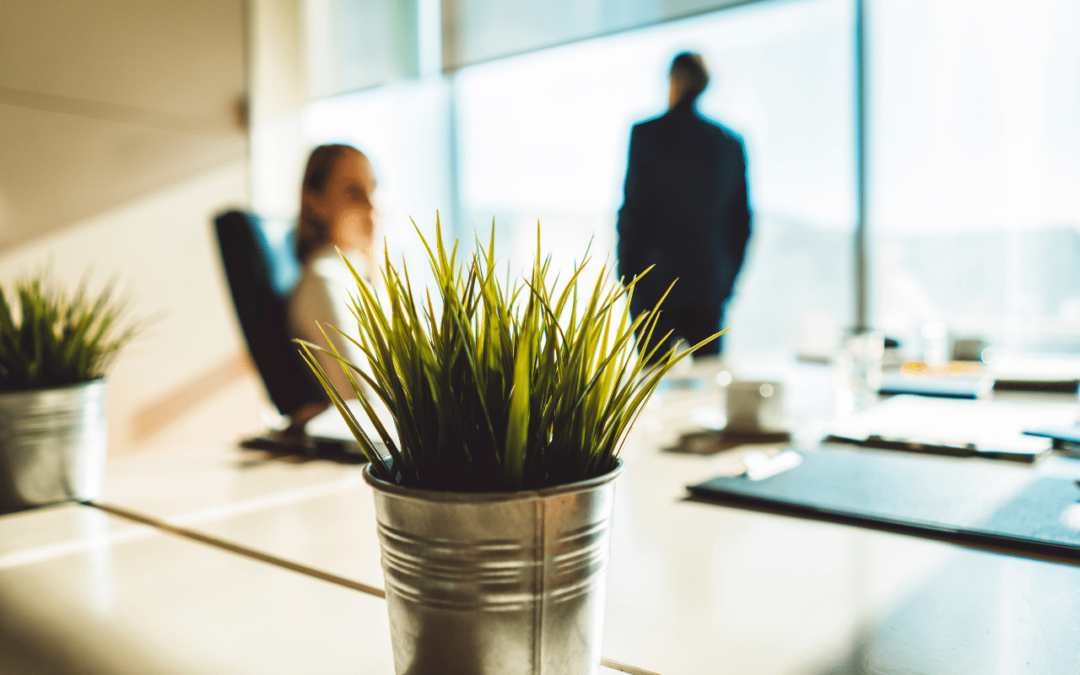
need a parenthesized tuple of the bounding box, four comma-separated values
(301, 0, 856, 359)
(453, 0, 856, 357)
(868, 0, 1080, 355)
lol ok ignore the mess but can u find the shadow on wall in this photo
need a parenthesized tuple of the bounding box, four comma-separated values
(0, 0, 248, 252)
(130, 352, 258, 446)
(0, 105, 248, 253)
(0, 160, 266, 456)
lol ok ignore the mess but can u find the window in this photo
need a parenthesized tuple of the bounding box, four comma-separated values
(868, 0, 1080, 354)
(453, 0, 856, 357)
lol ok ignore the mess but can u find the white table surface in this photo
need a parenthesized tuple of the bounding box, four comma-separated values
(6, 359, 1080, 674)
(0, 505, 398, 675)
(93, 438, 1080, 674)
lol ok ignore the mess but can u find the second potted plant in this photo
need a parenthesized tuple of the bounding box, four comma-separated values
(0, 273, 137, 512)
(300, 220, 717, 674)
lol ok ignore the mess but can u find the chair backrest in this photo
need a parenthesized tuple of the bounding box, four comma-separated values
(214, 210, 327, 416)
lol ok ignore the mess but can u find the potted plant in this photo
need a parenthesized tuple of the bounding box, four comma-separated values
(299, 219, 717, 675)
(0, 273, 138, 512)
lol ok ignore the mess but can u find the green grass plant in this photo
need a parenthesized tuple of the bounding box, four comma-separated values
(298, 217, 723, 491)
(0, 273, 139, 391)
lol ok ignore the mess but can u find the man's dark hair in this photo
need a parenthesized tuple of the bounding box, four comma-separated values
(670, 52, 710, 103)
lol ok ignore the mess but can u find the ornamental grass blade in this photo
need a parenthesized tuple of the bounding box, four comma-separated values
(503, 309, 532, 490)
(315, 325, 403, 460)
(0, 272, 139, 391)
(297, 340, 393, 480)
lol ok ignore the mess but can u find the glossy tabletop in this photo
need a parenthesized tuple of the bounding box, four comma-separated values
(0, 504, 397, 675)
(81, 359, 1080, 674)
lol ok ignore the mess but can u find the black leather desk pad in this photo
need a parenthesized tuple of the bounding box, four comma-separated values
(688, 445, 1080, 559)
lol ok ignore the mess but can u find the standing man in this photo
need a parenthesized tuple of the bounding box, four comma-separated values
(617, 52, 751, 359)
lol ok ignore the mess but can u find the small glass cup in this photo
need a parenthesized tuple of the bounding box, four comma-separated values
(921, 321, 948, 366)
(834, 330, 885, 413)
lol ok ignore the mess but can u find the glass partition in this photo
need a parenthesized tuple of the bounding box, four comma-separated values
(303, 0, 420, 99)
(453, 0, 856, 357)
(441, 0, 749, 68)
(868, 0, 1080, 355)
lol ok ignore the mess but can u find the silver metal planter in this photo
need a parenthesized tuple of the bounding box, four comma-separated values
(0, 380, 108, 511)
(364, 461, 624, 675)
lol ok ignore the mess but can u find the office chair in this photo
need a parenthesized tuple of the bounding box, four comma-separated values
(213, 210, 329, 423)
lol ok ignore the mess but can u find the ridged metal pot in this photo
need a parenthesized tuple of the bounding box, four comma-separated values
(363, 461, 624, 675)
(0, 379, 107, 512)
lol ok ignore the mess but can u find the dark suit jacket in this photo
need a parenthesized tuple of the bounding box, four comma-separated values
(616, 99, 751, 315)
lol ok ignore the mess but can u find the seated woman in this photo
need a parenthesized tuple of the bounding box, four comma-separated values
(287, 143, 379, 430)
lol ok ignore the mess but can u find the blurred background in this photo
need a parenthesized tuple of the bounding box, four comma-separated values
(1, 0, 1078, 456)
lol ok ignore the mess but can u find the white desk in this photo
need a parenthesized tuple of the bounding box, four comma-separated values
(4, 360, 1080, 674)
(0, 505, 397, 675)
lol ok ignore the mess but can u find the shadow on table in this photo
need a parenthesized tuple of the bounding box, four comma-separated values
(0, 589, 189, 675)
(808, 549, 1080, 675)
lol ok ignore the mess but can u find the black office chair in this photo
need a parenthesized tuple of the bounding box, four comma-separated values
(214, 210, 328, 422)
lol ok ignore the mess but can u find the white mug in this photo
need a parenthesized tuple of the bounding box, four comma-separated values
(725, 380, 785, 434)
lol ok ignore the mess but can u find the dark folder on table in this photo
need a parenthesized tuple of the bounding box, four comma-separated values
(1024, 425, 1080, 451)
(688, 446, 1080, 559)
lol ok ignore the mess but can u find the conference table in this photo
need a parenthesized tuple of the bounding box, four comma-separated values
(2, 357, 1080, 674)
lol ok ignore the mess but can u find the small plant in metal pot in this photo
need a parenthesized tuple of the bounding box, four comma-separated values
(0, 273, 139, 512)
(298, 217, 719, 675)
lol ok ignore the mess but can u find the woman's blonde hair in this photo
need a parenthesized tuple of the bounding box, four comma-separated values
(296, 143, 363, 263)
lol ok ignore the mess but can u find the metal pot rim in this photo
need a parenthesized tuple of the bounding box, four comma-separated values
(0, 378, 106, 399)
(363, 458, 624, 504)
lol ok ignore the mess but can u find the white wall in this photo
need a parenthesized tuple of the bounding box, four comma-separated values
(0, 0, 268, 455)
(249, 0, 308, 219)
(0, 163, 265, 455)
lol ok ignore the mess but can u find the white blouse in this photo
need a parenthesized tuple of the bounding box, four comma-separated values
(288, 245, 372, 400)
